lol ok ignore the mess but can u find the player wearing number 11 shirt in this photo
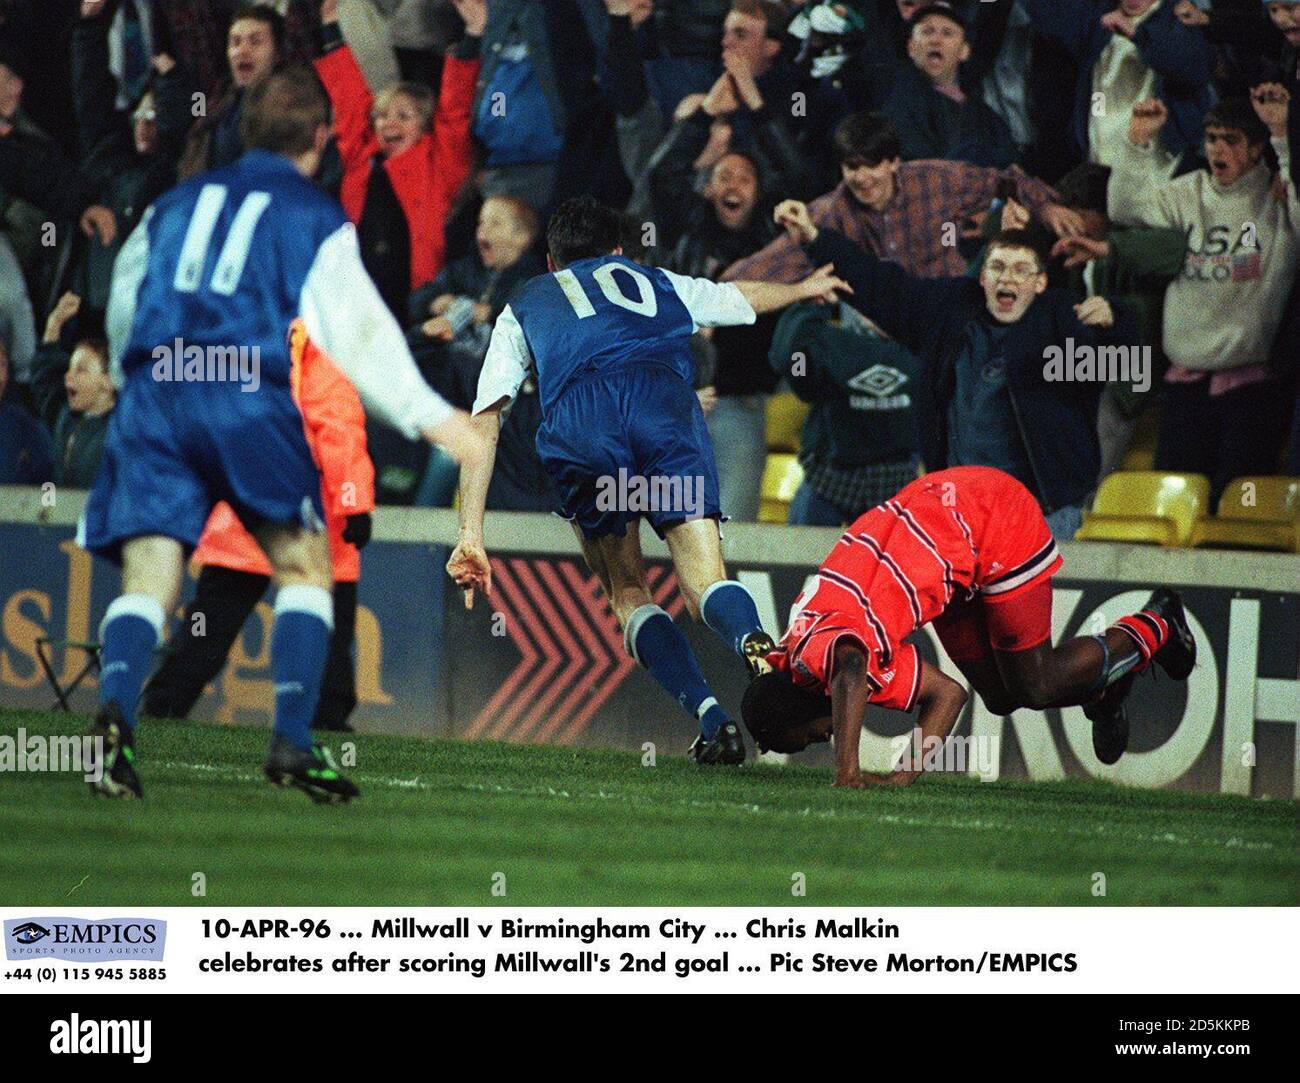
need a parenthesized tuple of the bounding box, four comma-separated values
(80, 69, 485, 804)
(448, 197, 851, 765)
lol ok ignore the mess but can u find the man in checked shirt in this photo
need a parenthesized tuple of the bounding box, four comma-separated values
(723, 111, 1087, 285)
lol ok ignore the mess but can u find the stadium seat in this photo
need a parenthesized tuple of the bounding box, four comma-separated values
(765, 392, 809, 453)
(1187, 476, 1300, 552)
(1076, 472, 1210, 547)
(759, 454, 804, 524)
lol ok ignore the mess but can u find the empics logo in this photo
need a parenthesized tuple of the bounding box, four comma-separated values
(11, 921, 50, 944)
(4, 917, 166, 962)
(50, 1015, 152, 1064)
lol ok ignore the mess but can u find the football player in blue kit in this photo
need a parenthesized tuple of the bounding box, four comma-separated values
(447, 197, 850, 765)
(81, 68, 486, 802)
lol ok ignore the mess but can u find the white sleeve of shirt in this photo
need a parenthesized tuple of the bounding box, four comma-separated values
(1272, 136, 1300, 237)
(300, 222, 454, 440)
(473, 303, 532, 414)
(658, 268, 757, 331)
(1106, 138, 1183, 229)
(105, 206, 153, 387)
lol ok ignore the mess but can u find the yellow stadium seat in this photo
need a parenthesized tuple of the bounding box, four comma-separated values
(759, 454, 804, 524)
(766, 392, 809, 453)
(1076, 472, 1210, 547)
(1187, 477, 1300, 552)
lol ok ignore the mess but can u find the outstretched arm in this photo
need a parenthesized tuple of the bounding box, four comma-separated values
(445, 304, 532, 605)
(659, 265, 850, 328)
(865, 661, 969, 788)
(731, 267, 851, 316)
(447, 405, 502, 608)
(830, 640, 874, 788)
(775, 199, 955, 352)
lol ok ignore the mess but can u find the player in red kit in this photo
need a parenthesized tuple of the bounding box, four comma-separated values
(741, 466, 1196, 787)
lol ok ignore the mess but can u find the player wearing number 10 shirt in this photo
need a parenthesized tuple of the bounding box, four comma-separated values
(80, 69, 484, 805)
(448, 197, 850, 765)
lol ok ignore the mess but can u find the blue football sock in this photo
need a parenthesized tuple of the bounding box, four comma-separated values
(98, 594, 166, 731)
(699, 579, 764, 656)
(626, 604, 729, 739)
(270, 584, 333, 751)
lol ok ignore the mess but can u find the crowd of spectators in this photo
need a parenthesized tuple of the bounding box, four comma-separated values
(0, 0, 1296, 537)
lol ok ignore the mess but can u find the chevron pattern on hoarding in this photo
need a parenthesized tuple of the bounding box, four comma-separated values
(464, 557, 685, 743)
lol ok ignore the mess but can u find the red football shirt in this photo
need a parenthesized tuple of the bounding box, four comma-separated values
(773, 467, 1061, 710)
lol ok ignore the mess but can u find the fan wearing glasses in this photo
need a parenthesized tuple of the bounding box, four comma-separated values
(773, 199, 1142, 540)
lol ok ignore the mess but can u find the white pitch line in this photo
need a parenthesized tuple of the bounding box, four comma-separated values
(154, 761, 1280, 854)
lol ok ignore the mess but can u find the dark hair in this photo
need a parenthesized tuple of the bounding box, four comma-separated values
(833, 112, 902, 167)
(730, 0, 791, 40)
(240, 66, 330, 157)
(986, 228, 1048, 271)
(74, 305, 106, 343)
(741, 672, 833, 754)
(229, 3, 286, 59)
(1053, 162, 1111, 214)
(1204, 97, 1270, 148)
(546, 196, 623, 269)
(618, 211, 649, 262)
(75, 336, 110, 371)
(909, 2, 965, 33)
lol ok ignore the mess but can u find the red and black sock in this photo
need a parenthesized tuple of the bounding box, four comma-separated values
(1113, 610, 1169, 671)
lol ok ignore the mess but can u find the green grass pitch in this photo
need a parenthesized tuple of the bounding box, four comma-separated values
(1, 708, 1295, 907)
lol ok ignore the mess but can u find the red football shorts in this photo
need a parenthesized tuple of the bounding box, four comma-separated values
(932, 577, 1055, 661)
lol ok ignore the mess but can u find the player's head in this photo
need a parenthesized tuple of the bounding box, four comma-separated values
(1202, 98, 1269, 186)
(478, 195, 540, 271)
(228, 3, 284, 89)
(741, 671, 834, 754)
(907, 4, 968, 88)
(980, 230, 1048, 325)
(834, 113, 901, 211)
(546, 197, 624, 271)
(372, 81, 434, 159)
(240, 66, 331, 174)
(705, 151, 761, 232)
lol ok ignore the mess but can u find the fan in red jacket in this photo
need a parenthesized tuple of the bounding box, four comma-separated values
(142, 321, 376, 732)
(314, 0, 484, 317)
